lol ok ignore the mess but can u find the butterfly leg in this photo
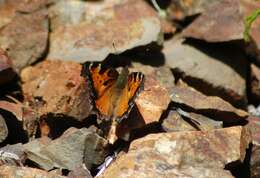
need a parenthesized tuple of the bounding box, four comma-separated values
(107, 118, 118, 144)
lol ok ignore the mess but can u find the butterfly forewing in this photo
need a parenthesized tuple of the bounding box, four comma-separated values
(83, 62, 119, 117)
(114, 72, 144, 120)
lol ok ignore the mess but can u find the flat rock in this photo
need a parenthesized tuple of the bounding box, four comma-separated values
(21, 60, 92, 121)
(163, 38, 247, 108)
(101, 126, 250, 178)
(162, 110, 222, 132)
(0, 143, 26, 166)
(182, 0, 244, 42)
(24, 127, 109, 171)
(0, 4, 49, 71)
(0, 165, 66, 178)
(170, 82, 248, 123)
(0, 114, 8, 143)
(250, 64, 260, 103)
(47, 0, 161, 62)
(0, 48, 15, 85)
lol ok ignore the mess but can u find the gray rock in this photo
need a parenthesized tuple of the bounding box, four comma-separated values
(163, 38, 247, 108)
(162, 110, 222, 132)
(47, 0, 161, 62)
(24, 127, 109, 171)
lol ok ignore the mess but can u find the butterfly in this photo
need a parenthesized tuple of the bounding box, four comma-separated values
(81, 62, 145, 144)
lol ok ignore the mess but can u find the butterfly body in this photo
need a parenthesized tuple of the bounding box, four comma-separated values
(82, 62, 144, 143)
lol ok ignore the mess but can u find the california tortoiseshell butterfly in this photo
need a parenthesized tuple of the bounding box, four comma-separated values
(81, 62, 144, 144)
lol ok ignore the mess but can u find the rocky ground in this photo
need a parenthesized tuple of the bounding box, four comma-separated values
(0, 0, 259, 178)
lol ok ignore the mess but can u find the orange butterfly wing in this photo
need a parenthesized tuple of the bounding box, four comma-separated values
(82, 62, 118, 117)
(114, 72, 144, 121)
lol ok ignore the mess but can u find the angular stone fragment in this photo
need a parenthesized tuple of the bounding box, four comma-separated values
(0, 7, 49, 71)
(47, 0, 161, 62)
(0, 143, 26, 166)
(182, 0, 244, 42)
(0, 165, 66, 178)
(170, 82, 248, 122)
(163, 38, 247, 108)
(24, 127, 109, 171)
(21, 60, 92, 121)
(0, 114, 8, 143)
(101, 126, 250, 178)
(250, 64, 260, 103)
(133, 64, 172, 124)
(162, 110, 222, 132)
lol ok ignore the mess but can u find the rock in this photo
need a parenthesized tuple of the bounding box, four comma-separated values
(21, 60, 92, 121)
(170, 82, 248, 123)
(0, 114, 8, 143)
(250, 64, 260, 103)
(167, 0, 222, 20)
(0, 4, 49, 71)
(251, 145, 260, 178)
(23, 137, 53, 170)
(24, 127, 109, 171)
(163, 38, 247, 108)
(247, 116, 260, 145)
(84, 131, 110, 170)
(101, 126, 250, 178)
(182, 0, 244, 42)
(68, 164, 93, 178)
(0, 48, 15, 85)
(0, 143, 26, 166)
(0, 165, 66, 178)
(47, 0, 161, 62)
(162, 109, 222, 132)
(133, 64, 172, 124)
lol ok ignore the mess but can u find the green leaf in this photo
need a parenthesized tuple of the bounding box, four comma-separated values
(244, 9, 260, 42)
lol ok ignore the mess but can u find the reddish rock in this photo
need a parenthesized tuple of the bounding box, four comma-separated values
(167, 0, 222, 20)
(101, 126, 251, 178)
(0, 165, 66, 178)
(47, 0, 161, 62)
(21, 60, 92, 121)
(182, 0, 244, 42)
(0, 3, 49, 71)
(250, 64, 260, 103)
